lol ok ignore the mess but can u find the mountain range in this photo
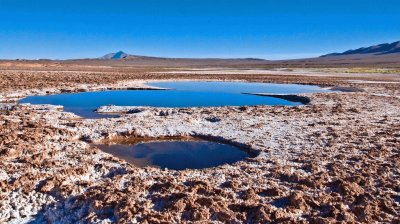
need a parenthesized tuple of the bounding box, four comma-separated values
(100, 40, 400, 62)
(321, 40, 400, 57)
(88, 41, 400, 66)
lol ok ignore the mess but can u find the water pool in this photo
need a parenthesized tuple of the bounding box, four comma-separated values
(20, 81, 331, 118)
(97, 139, 250, 170)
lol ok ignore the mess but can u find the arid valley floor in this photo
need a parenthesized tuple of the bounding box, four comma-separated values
(0, 63, 399, 223)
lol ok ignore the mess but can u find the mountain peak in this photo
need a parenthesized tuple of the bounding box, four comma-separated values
(100, 51, 129, 59)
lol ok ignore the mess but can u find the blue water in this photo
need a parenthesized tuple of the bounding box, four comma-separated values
(19, 81, 331, 118)
(151, 81, 329, 94)
(97, 140, 249, 170)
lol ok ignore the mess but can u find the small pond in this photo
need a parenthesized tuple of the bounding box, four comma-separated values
(96, 139, 250, 170)
(19, 81, 332, 118)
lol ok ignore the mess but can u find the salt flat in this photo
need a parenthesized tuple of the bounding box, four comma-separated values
(0, 67, 399, 223)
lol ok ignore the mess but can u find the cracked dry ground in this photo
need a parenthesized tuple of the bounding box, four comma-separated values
(0, 79, 400, 223)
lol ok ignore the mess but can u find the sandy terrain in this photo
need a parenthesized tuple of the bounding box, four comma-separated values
(0, 67, 399, 223)
(153, 68, 400, 79)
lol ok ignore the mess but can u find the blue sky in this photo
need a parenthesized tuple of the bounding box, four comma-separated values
(0, 0, 399, 60)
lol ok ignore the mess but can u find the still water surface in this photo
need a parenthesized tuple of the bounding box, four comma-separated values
(97, 140, 249, 170)
(20, 81, 331, 118)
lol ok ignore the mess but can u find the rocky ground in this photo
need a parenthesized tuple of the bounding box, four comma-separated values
(0, 69, 399, 223)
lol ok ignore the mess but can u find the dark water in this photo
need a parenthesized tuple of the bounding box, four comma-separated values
(97, 140, 249, 170)
(19, 81, 331, 118)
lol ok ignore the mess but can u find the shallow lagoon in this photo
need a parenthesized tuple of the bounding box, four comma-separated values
(20, 81, 331, 118)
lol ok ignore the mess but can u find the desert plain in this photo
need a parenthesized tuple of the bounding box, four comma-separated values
(0, 61, 399, 223)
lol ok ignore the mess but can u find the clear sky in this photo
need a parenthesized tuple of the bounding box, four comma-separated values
(0, 0, 399, 60)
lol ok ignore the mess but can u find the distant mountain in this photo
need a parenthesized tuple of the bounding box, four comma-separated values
(100, 51, 129, 59)
(96, 51, 269, 64)
(321, 40, 400, 57)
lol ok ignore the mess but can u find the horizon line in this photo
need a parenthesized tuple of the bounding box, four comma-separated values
(0, 52, 324, 61)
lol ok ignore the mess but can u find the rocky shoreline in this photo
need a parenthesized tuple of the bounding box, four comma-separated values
(1, 70, 399, 223)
